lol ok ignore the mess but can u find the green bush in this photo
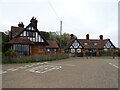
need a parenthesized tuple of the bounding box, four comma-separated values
(99, 50, 111, 56)
(114, 49, 120, 56)
(5, 49, 17, 57)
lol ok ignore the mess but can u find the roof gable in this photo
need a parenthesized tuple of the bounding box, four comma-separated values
(66, 36, 116, 50)
(14, 23, 49, 45)
(65, 38, 84, 49)
(103, 39, 116, 49)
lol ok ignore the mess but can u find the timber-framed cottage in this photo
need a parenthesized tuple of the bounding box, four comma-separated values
(8, 17, 59, 56)
(65, 34, 116, 56)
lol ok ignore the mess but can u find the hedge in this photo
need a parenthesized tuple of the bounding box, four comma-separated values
(2, 53, 69, 64)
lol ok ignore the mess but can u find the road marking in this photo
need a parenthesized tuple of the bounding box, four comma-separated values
(47, 63, 75, 67)
(2, 62, 61, 74)
(25, 64, 62, 74)
(109, 63, 119, 69)
(0, 71, 7, 74)
(18, 66, 27, 69)
(7, 68, 18, 71)
(44, 62, 48, 64)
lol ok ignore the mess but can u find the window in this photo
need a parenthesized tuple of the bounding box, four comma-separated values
(27, 26, 35, 31)
(71, 49, 75, 53)
(72, 40, 79, 48)
(83, 42, 88, 45)
(70, 46, 73, 48)
(93, 42, 98, 46)
(27, 31, 35, 37)
(111, 46, 113, 48)
(31, 27, 34, 30)
(46, 49, 50, 52)
(77, 49, 81, 53)
(13, 44, 29, 56)
(106, 41, 111, 48)
(54, 49, 56, 52)
(104, 41, 113, 49)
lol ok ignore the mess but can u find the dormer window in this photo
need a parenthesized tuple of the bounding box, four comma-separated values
(93, 42, 98, 46)
(83, 42, 88, 45)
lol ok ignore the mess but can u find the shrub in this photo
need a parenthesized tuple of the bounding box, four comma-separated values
(5, 49, 17, 57)
(114, 49, 120, 56)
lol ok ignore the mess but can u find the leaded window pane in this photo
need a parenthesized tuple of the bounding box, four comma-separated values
(13, 44, 30, 56)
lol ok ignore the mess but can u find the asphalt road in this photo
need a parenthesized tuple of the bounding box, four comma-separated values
(2, 57, 118, 88)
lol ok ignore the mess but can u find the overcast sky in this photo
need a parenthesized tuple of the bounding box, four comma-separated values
(0, 0, 119, 47)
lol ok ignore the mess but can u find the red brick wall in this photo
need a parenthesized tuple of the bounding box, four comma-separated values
(30, 45, 46, 56)
(30, 45, 62, 56)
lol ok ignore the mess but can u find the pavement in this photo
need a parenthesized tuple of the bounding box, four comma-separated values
(1, 57, 118, 88)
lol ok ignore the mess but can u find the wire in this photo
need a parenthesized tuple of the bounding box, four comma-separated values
(48, 0, 61, 20)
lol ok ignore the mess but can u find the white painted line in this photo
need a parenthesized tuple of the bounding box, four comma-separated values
(7, 68, 14, 70)
(0, 71, 7, 74)
(25, 64, 62, 74)
(0, 71, 2, 74)
(7, 68, 19, 71)
(109, 63, 119, 69)
(35, 71, 41, 73)
(40, 68, 55, 73)
(18, 66, 27, 69)
(36, 63, 44, 65)
(44, 62, 48, 64)
(8, 68, 18, 71)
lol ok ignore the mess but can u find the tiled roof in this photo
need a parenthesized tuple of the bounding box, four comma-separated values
(66, 38, 114, 49)
(46, 40, 59, 48)
(78, 39, 105, 49)
(10, 26, 24, 39)
(8, 37, 34, 44)
(65, 38, 78, 49)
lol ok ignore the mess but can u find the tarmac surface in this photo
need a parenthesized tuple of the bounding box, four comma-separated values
(2, 57, 118, 88)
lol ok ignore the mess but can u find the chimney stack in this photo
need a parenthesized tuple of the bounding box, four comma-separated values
(70, 34, 74, 40)
(18, 22, 24, 27)
(30, 16, 38, 28)
(100, 35, 103, 40)
(86, 34, 89, 40)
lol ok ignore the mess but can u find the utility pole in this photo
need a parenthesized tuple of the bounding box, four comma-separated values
(60, 21, 62, 52)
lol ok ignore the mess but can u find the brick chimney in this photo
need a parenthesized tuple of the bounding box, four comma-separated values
(30, 16, 38, 28)
(99, 35, 103, 40)
(18, 22, 24, 27)
(70, 34, 74, 40)
(86, 34, 89, 40)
